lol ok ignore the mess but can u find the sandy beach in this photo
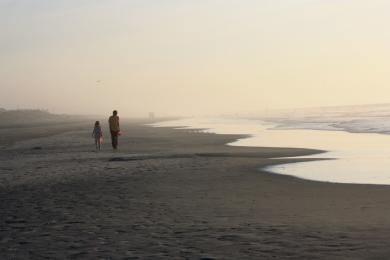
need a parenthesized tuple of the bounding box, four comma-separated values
(2, 119, 390, 259)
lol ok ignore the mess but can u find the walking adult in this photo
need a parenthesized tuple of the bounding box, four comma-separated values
(108, 110, 120, 150)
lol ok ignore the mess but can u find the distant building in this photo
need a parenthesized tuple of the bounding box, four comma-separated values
(149, 112, 155, 120)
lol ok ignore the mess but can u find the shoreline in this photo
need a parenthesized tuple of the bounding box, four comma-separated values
(156, 117, 390, 185)
(2, 120, 390, 259)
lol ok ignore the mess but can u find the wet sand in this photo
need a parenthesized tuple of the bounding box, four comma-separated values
(2, 119, 390, 259)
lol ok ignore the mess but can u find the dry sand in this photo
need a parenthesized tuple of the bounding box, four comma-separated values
(2, 119, 390, 259)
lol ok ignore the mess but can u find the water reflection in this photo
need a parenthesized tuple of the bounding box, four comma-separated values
(154, 118, 390, 185)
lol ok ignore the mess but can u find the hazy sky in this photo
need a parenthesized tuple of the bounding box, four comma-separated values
(1, 0, 390, 116)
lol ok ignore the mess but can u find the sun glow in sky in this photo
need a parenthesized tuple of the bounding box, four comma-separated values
(1, 0, 390, 116)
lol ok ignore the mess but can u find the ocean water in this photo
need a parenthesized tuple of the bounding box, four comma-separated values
(153, 117, 390, 185)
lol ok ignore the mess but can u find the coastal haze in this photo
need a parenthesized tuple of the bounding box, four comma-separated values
(2, 0, 390, 116)
(4, 1, 390, 259)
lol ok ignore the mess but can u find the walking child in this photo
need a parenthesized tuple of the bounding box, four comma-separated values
(92, 121, 103, 150)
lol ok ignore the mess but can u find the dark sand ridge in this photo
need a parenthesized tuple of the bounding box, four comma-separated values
(2, 119, 390, 259)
